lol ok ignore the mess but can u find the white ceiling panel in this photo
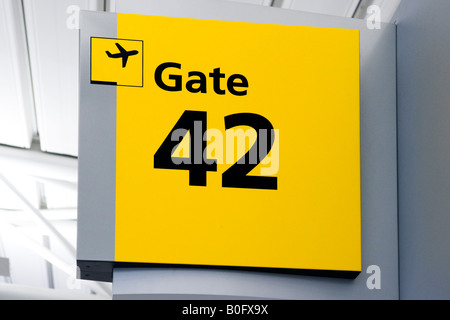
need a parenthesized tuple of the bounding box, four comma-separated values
(42, 180, 77, 210)
(23, 0, 104, 157)
(279, 0, 360, 17)
(0, 0, 36, 149)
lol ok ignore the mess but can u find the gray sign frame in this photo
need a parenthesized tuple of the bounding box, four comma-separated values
(77, 0, 398, 299)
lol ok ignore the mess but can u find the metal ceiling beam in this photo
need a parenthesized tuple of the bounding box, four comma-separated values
(0, 257, 10, 278)
(0, 143, 77, 183)
(0, 208, 77, 224)
(274, 0, 361, 17)
(0, 172, 76, 258)
(0, 222, 111, 299)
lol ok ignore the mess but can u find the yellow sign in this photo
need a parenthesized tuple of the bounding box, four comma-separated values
(103, 14, 361, 275)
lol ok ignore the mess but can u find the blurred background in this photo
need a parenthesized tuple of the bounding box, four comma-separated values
(0, 0, 400, 299)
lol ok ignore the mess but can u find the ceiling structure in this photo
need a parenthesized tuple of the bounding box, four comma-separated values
(0, 0, 401, 299)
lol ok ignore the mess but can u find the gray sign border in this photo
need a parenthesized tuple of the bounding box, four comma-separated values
(78, 0, 398, 299)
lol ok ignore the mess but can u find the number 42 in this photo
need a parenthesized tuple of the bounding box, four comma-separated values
(154, 110, 278, 190)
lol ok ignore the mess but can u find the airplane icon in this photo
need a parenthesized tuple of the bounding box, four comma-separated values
(105, 43, 139, 68)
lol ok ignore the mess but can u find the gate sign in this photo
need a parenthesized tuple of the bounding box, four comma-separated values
(81, 13, 361, 279)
